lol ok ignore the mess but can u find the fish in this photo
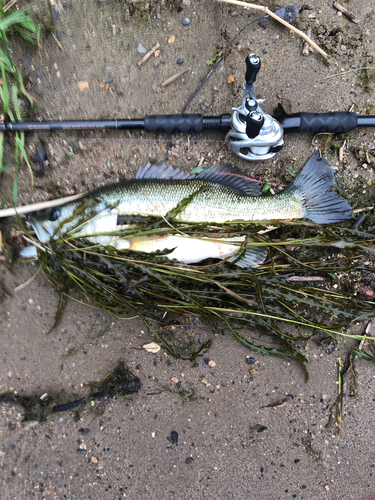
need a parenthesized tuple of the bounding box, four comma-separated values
(21, 152, 352, 267)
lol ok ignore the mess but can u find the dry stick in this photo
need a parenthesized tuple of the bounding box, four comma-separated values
(217, 0, 330, 59)
(3, 0, 18, 13)
(138, 42, 160, 66)
(302, 27, 312, 56)
(161, 68, 190, 88)
(333, 2, 360, 24)
(287, 276, 325, 282)
(324, 67, 371, 79)
(353, 206, 374, 214)
(0, 192, 86, 218)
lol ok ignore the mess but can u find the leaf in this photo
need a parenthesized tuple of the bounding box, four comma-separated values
(262, 183, 271, 194)
(190, 164, 208, 174)
(0, 49, 15, 72)
(142, 342, 161, 353)
(206, 50, 222, 67)
(0, 10, 31, 32)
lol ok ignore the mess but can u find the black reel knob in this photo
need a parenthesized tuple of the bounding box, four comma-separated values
(246, 111, 264, 139)
(245, 54, 261, 85)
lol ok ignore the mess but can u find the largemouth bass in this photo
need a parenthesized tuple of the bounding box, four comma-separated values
(22, 153, 352, 267)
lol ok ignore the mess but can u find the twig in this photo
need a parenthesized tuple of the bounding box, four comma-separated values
(161, 68, 190, 88)
(353, 206, 374, 214)
(138, 42, 160, 66)
(324, 67, 371, 79)
(333, 2, 360, 23)
(22, 235, 46, 253)
(338, 139, 346, 162)
(52, 33, 64, 51)
(217, 0, 330, 59)
(0, 192, 86, 219)
(287, 276, 325, 282)
(302, 28, 313, 56)
(3, 0, 18, 13)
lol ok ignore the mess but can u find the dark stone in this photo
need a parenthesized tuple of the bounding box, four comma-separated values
(170, 431, 178, 444)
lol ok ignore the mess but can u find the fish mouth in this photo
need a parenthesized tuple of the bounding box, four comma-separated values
(27, 215, 54, 243)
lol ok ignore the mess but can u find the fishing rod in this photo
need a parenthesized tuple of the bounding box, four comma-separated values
(2, 54, 375, 161)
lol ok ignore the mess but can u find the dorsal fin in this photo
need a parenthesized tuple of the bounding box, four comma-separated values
(196, 164, 262, 196)
(135, 162, 262, 196)
(135, 162, 194, 180)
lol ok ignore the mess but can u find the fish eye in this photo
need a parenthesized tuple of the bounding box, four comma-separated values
(49, 209, 61, 222)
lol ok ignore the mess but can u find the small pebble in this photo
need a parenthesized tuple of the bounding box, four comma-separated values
(185, 457, 194, 464)
(350, 64, 357, 69)
(160, 59, 165, 64)
(51, 9, 57, 20)
(170, 431, 178, 444)
(106, 77, 113, 84)
(177, 58, 184, 65)
(203, 357, 209, 365)
(182, 17, 190, 26)
(137, 43, 148, 54)
(198, 338, 203, 345)
(317, 34, 324, 40)
(154, 63, 158, 68)
(247, 357, 256, 364)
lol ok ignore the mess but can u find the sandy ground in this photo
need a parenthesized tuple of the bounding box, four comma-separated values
(1, 1, 375, 499)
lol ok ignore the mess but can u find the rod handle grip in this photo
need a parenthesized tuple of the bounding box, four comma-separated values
(144, 114, 203, 134)
(299, 112, 358, 133)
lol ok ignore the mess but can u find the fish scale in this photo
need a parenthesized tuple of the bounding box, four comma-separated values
(98, 179, 302, 223)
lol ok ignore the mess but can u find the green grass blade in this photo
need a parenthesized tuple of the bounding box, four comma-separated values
(0, 132, 3, 169)
(15, 133, 34, 185)
(11, 84, 21, 121)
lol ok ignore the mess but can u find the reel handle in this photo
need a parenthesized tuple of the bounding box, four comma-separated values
(245, 54, 261, 85)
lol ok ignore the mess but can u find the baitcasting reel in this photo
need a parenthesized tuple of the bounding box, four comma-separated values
(226, 54, 284, 161)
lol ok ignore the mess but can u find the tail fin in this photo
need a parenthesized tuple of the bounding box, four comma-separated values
(285, 152, 353, 224)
